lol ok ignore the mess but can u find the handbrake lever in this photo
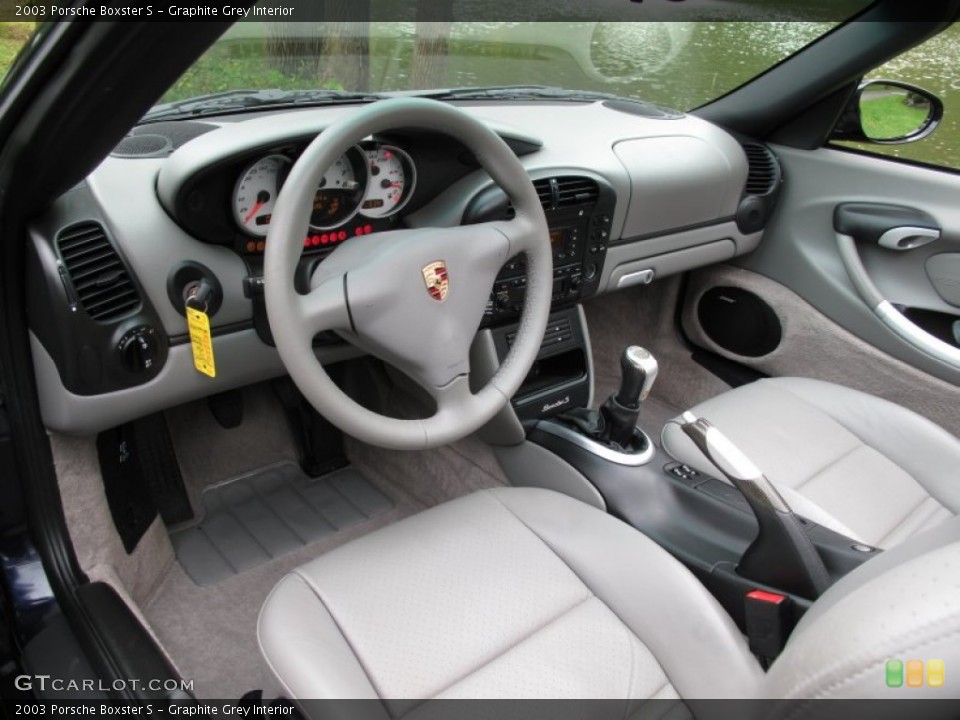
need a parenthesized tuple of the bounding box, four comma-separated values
(679, 412, 831, 600)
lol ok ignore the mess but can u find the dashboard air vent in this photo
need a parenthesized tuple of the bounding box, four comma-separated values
(504, 176, 598, 217)
(742, 143, 779, 196)
(555, 176, 599, 207)
(532, 179, 553, 209)
(56, 222, 141, 322)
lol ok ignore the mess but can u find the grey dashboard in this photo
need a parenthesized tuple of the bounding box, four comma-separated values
(27, 100, 778, 434)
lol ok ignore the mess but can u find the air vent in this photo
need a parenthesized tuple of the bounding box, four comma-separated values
(742, 143, 780, 196)
(504, 176, 598, 217)
(555, 176, 599, 207)
(56, 222, 141, 322)
(504, 179, 554, 217)
(532, 179, 553, 209)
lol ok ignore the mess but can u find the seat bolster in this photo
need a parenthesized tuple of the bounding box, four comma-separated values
(488, 487, 764, 699)
(767, 517, 960, 700)
(771, 377, 960, 513)
(257, 573, 389, 712)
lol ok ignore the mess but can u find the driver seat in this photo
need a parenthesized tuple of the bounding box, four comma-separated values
(258, 487, 960, 712)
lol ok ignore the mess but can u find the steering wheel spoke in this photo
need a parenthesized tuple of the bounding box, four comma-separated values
(296, 276, 351, 336)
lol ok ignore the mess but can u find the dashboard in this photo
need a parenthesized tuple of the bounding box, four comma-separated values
(26, 100, 781, 435)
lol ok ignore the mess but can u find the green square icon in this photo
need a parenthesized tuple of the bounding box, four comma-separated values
(886, 659, 904, 688)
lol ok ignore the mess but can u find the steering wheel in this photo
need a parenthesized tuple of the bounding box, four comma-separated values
(263, 98, 552, 450)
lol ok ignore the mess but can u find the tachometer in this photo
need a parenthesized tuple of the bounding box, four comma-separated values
(360, 144, 416, 219)
(233, 154, 291, 237)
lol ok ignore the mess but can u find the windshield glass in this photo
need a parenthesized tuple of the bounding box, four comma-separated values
(159, 4, 866, 114)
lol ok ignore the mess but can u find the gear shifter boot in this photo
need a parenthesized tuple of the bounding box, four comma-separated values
(556, 403, 649, 454)
(599, 395, 641, 448)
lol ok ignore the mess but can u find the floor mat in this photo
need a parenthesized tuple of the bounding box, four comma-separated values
(171, 462, 394, 585)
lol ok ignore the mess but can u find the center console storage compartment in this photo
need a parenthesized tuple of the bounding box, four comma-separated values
(489, 306, 592, 421)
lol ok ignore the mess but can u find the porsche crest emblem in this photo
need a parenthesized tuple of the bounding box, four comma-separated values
(421, 260, 449, 302)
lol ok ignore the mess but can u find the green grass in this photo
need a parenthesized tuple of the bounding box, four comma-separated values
(0, 38, 24, 73)
(860, 92, 931, 140)
(0, 22, 34, 42)
(0, 22, 34, 79)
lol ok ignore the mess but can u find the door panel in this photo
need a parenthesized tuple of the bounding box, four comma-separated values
(730, 145, 960, 385)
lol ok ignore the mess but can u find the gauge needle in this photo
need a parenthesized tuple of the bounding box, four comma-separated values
(244, 201, 265, 225)
(244, 190, 271, 224)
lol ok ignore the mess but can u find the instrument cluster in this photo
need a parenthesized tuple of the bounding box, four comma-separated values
(231, 141, 417, 255)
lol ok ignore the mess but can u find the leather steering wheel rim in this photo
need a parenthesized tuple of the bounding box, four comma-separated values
(263, 98, 552, 450)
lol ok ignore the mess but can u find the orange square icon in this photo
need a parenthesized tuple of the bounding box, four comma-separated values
(906, 659, 924, 688)
(927, 660, 945, 688)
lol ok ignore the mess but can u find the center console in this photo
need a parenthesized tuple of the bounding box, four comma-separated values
(524, 350, 882, 657)
(464, 174, 615, 424)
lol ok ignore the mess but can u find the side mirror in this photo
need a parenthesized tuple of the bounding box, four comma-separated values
(832, 79, 943, 145)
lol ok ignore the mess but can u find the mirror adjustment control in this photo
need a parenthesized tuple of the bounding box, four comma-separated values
(117, 326, 159, 373)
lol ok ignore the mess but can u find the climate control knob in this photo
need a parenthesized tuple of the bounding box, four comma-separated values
(117, 326, 159, 373)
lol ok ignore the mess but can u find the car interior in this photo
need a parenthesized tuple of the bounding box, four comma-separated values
(2, 3, 960, 717)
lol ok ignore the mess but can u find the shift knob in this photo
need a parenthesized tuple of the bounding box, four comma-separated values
(615, 346, 659, 409)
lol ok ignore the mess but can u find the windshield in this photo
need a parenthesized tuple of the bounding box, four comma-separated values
(159, 5, 866, 115)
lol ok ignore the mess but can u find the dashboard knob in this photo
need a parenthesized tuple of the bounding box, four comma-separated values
(117, 326, 159, 373)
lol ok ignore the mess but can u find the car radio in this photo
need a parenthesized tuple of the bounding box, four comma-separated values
(465, 175, 616, 327)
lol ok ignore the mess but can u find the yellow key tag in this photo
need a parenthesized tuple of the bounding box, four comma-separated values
(186, 306, 216, 378)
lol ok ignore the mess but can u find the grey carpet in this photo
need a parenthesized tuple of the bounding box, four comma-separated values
(171, 463, 394, 585)
(166, 384, 301, 519)
(146, 486, 415, 700)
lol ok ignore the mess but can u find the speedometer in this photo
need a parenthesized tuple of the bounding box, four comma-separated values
(360, 144, 416, 218)
(233, 154, 290, 237)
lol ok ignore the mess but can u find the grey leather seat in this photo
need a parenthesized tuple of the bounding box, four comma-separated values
(258, 486, 960, 709)
(662, 377, 960, 549)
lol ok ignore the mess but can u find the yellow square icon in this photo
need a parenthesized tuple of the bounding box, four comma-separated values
(927, 660, 945, 688)
(906, 659, 924, 688)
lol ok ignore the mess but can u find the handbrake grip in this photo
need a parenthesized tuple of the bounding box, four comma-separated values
(680, 413, 831, 600)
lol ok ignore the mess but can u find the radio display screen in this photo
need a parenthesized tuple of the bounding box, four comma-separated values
(549, 228, 566, 246)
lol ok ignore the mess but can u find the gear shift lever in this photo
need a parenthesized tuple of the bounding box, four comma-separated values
(616, 346, 660, 407)
(601, 346, 659, 447)
(551, 346, 657, 458)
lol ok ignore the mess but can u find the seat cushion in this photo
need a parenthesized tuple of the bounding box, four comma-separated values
(257, 487, 762, 708)
(661, 377, 960, 548)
